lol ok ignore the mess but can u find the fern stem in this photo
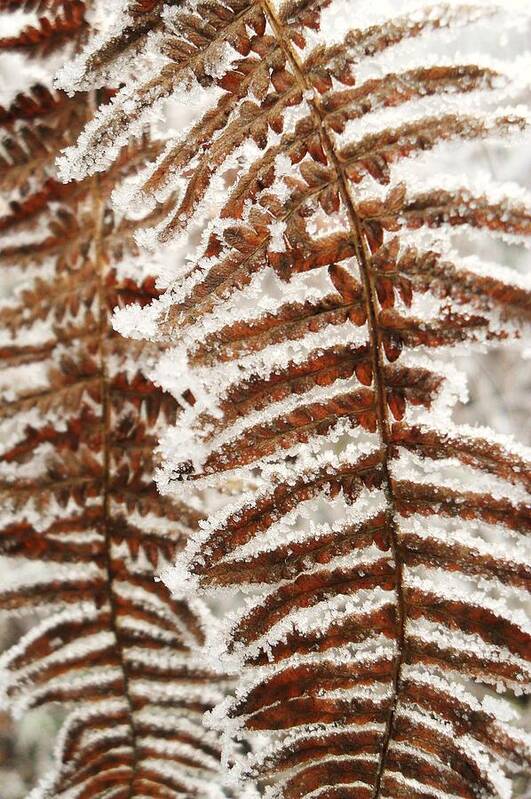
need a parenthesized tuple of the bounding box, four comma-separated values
(90, 88, 140, 797)
(259, 3, 406, 794)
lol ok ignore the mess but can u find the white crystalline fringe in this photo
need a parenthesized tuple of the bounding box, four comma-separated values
(156, 321, 369, 402)
(401, 514, 531, 567)
(181, 266, 342, 349)
(392, 448, 530, 504)
(220, 487, 387, 565)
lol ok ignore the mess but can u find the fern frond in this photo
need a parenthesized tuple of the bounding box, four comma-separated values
(58, 1, 531, 798)
(0, 7, 228, 798)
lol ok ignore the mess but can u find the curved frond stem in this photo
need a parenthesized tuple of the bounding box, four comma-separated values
(260, 4, 405, 793)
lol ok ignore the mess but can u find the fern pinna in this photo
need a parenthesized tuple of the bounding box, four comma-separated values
(0, 2, 227, 797)
(37, 0, 531, 798)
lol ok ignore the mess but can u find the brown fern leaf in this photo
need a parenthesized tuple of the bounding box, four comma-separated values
(0, 10, 228, 799)
(0, 90, 88, 191)
(0, 0, 87, 57)
(0, 1, 87, 57)
(59, 1, 531, 798)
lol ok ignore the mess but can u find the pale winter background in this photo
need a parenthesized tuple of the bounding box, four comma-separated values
(0, 3, 530, 797)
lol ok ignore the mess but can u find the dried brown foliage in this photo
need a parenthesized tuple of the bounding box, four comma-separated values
(3, 0, 531, 798)
(0, 2, 227, 797)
